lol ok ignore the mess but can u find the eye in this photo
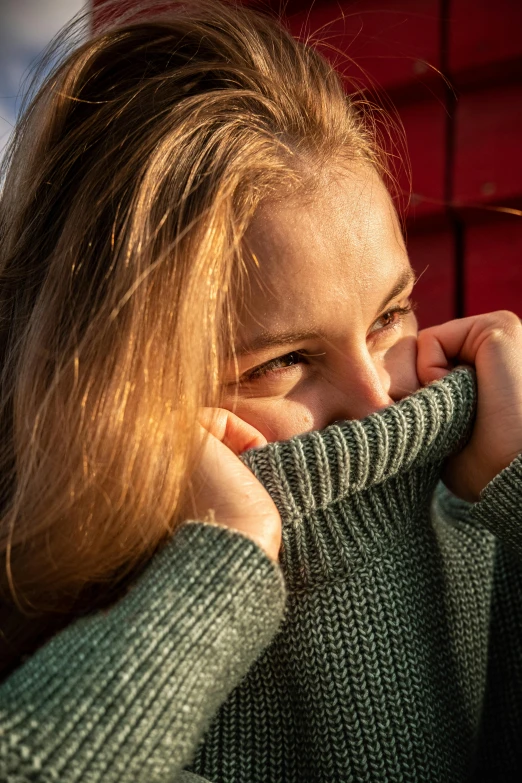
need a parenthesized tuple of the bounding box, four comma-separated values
(241, 350, 308, 382)
(369, 301, 415, 335)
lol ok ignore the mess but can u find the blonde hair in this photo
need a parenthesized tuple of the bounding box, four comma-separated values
(0, 0, 394, 665)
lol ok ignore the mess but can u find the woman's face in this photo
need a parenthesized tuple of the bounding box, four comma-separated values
(221, 163, 420, 443)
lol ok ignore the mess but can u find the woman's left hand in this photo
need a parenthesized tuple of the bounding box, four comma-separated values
(417, 310, 522, 502)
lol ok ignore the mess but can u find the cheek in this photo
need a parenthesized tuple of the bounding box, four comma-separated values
(384, 333, 421, 400)
(221, 398, 316, 443)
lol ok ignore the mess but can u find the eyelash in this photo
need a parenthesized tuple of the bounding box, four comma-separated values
(370, 301, 415, 333)
(241, 301, 415, 383)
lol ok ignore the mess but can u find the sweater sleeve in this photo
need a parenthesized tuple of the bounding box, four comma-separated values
(458, 453, 522, 776)
(0, 521, 286, 783)
(468, 453, 522, 555)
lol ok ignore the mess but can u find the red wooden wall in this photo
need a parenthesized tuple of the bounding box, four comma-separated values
(93, 0, 522, 327)
(266, 0, 522, 327)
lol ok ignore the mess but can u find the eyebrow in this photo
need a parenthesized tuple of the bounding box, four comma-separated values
(235, 327, 324, 357)
(234, 266, 417, 357)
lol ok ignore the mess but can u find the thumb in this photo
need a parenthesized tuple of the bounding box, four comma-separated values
(417, 316, 487, 386)
(416, 327, 453, 386)
(198, 408, 268, 455)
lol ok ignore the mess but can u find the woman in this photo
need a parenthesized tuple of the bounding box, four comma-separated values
(0, 1, 521, 781)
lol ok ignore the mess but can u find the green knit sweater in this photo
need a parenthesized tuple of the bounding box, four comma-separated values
(1, 367, 521, 782)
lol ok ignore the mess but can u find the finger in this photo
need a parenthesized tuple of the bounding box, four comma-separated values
(416, 316, 485, 385)
(198, 408, 267, 455)
(416, 329, 453, 385)
(418, 312, 522, 387)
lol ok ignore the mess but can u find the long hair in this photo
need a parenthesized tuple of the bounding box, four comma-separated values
(0, 0, 395, 670)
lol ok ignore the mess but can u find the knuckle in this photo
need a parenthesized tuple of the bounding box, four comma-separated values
(482, 310, 521, 339)
(493, 309, 520, 326)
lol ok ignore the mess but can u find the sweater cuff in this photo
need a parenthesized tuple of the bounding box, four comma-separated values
(0, 522, 286, 783)
(469, 453, 522, 557)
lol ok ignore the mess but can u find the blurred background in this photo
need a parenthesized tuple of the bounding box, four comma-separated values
(1, 0, 521, 326)
(0, 0, 88, 156)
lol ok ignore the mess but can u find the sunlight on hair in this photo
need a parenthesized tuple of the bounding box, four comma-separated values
(0, 0, 405, 669)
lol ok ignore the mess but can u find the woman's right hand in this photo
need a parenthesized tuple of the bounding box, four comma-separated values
(182, 409, 282, 562)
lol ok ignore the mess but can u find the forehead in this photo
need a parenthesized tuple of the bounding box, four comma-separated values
(238, 163, 409, 336)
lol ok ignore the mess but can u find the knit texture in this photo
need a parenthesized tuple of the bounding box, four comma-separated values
(0, 366, 521, 782)
(0, 523, 286, 782)
(187, 366, 522, 783)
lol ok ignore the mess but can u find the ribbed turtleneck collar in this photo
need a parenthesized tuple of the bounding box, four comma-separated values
(240, 367, 477, 589)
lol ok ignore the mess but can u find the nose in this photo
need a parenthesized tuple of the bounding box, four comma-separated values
(327, 349, 394, 423)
